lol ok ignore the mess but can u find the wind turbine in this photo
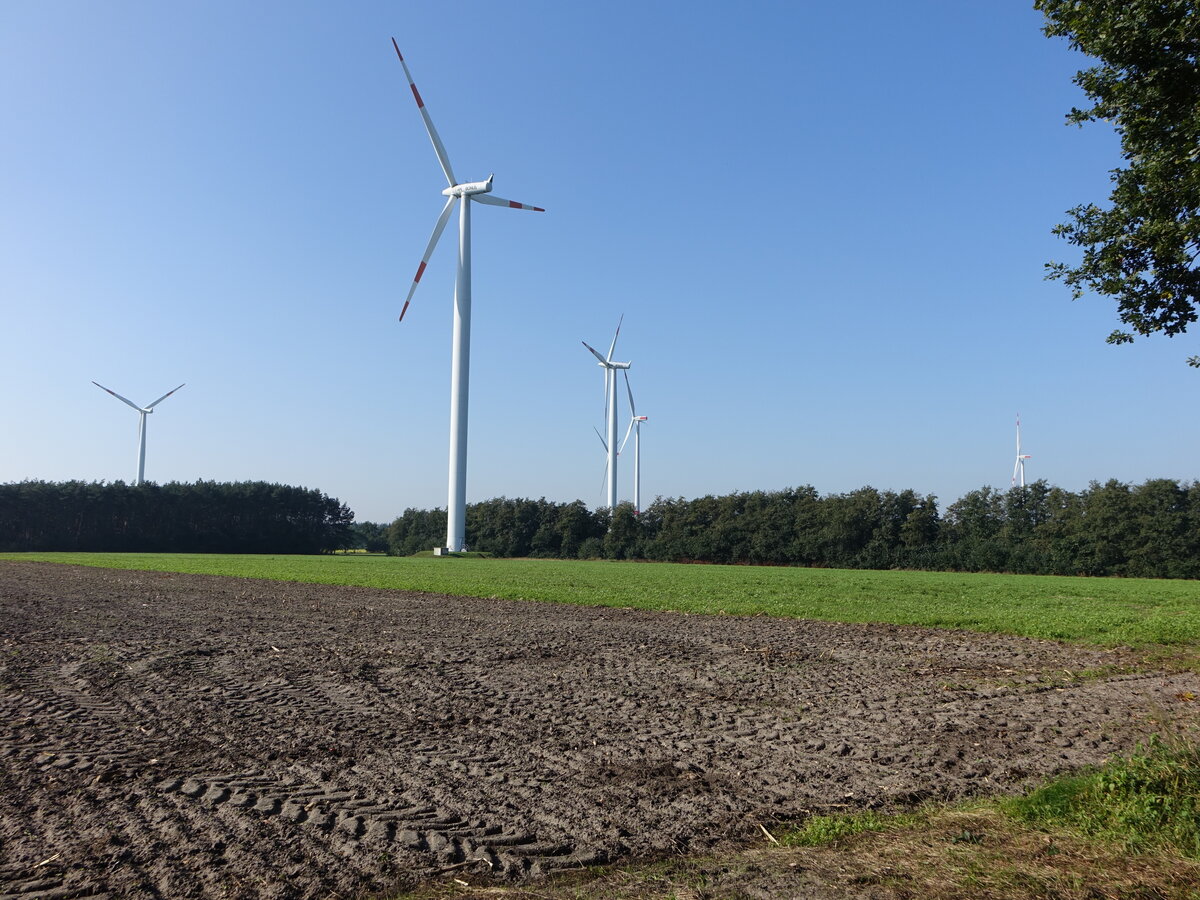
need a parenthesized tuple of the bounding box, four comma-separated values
(1011, 413, 1032, 488)
(618, 371, 648, 515)
(392, 39, 544, 554)
(91, 381, 185, 486)
(582, 318, 630, 510)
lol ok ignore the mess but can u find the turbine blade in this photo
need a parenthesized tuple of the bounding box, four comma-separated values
(581, 340, 608, 366)
(606, 314, 624, 362)
(472, 193, 545, 212)
(593, 425, 607, 451)
(618, 417, 634, 455)
(391, 39, 456, 187)
(92, 381, 141, 412)
(145, 383, 185, 409)
(623, 369, 636, 417)
(401, 196, 456, 321)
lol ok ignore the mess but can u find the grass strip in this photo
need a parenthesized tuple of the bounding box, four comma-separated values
(4, 551, 1200, 647)
(4, 552, 1200, 647)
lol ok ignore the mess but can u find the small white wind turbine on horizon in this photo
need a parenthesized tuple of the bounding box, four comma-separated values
(392, 39, 545, 554)
(618, 371, 648, 515)
(1012, 413, 1032, 488)
(582, 317, 630, 510)
(92, 381, 185, 486)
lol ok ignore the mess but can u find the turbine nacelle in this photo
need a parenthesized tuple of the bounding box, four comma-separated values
(581, 339, 630, 370)
(442, 175, 494, 198)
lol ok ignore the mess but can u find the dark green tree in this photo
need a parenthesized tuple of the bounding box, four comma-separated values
(1037, 0, 1200, 362)
(942, 487, 1007, 571)
(899, 494, 940, 568)
(349, 521, 389, 552)
(603, 502, 643, 559)
(0, 480, 353, 553)
(556, 500, 601, 559)
(386, 507, 447, 556)
(1126, 478, 1199, 577)
(817, 488, 881, 567)
(1074, 479, 1137, 575)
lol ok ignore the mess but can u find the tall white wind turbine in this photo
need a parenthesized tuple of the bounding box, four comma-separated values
(92, 381, 185, 486)
(618, 371, 648, 515)
(1011, 413, 1032, 488)
(392, 39, 544, 554)
(582, 318, 630, 510)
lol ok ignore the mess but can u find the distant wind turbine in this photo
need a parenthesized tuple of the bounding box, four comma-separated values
(392, 39, 544, 554)
(1012, 413, 1031, 488)
(582, 318, 630, 510)
(92, 381, 185, 486)
(618, 371, 648, 515)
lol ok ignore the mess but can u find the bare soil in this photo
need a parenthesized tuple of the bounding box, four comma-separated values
(0, 561, 1195, 900)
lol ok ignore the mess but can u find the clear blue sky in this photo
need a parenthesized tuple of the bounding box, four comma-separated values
(2, 1, 1195, 523)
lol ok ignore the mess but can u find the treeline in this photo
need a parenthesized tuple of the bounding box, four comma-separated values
(385, 479, 1200, 578)
(0, 480, 354, 553)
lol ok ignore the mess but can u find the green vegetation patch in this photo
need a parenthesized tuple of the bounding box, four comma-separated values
(1006, 732, 1200, 859)
(780, 808, 927, 846)
(3, 553, 1200, 648)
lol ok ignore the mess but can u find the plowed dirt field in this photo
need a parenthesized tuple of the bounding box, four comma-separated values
(1, 562, 1195, 899)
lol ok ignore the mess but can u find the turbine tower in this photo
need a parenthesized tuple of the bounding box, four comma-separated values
(392, 40, 544, 554)
(92, 381, 185, 486)
(1011, 413, 1032, 488)
(582, 318, 630, 510)
(618, 371, 648, 515)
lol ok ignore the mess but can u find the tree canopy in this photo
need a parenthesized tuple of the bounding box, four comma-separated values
(1036, 0, 1200, 362)
(383, 481, 1200, 579)
(0, 480, 354, 553)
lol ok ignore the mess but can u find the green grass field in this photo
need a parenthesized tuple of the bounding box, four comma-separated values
(4, 552, 1199, 648)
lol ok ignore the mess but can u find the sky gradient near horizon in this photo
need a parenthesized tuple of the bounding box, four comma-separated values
(3, 1, 1196, 523)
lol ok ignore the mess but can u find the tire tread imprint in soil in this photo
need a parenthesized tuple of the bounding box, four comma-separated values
(154, 769, 585, 875)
